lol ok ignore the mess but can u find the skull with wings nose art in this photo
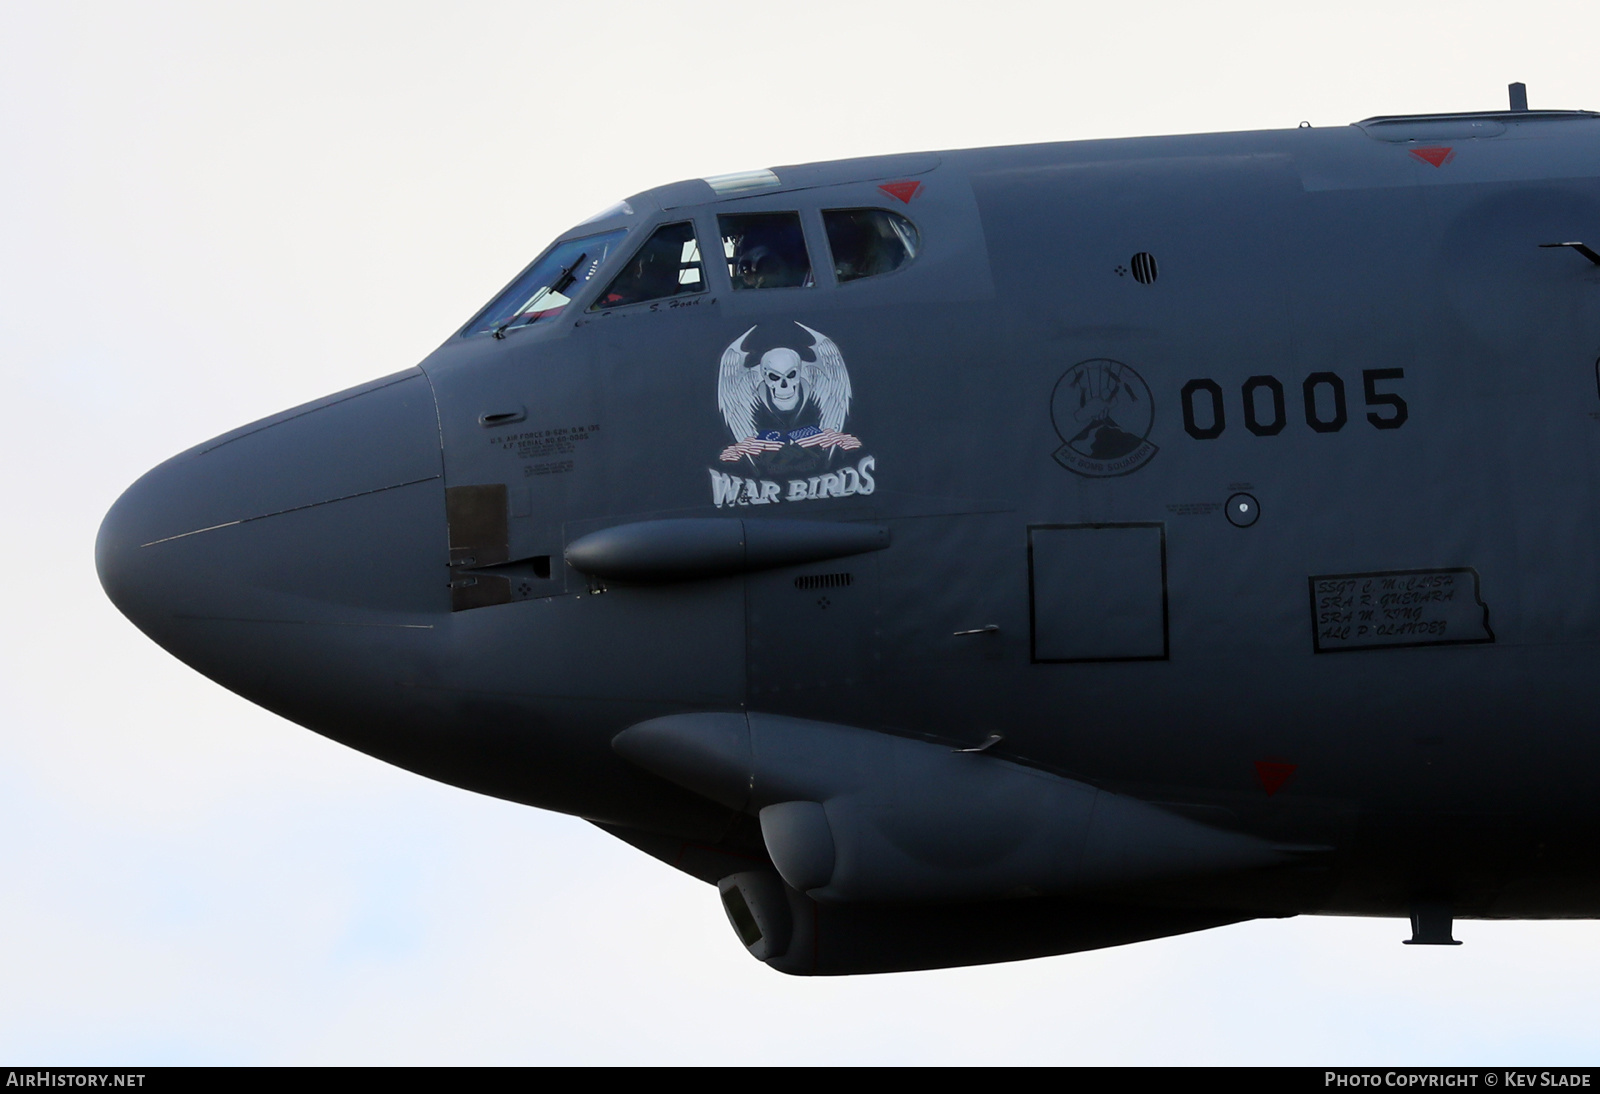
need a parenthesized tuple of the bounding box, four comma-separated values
(717, 323, 862, 464)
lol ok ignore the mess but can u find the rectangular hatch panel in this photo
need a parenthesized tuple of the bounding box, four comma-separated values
(1029, 524, 1168, 663)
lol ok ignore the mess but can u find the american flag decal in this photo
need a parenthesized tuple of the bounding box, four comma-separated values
(720, 437, 786, 461)
(795, 429, 861, 451)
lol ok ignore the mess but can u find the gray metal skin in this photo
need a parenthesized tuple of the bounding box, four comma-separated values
(97, 107, 1600, 975)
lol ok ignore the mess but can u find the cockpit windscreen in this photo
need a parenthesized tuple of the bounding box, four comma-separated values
(462, 229, 628, 337)
(720, 212, 812, 290)
(824, 209, 919, 283)
(592, 222, 705, 309)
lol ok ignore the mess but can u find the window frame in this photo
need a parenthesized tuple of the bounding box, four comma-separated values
(587, 218, 711, 312)
(714, 207, 829, 293)
(820, 206, 921, 287)
(457, 226, 634, 339)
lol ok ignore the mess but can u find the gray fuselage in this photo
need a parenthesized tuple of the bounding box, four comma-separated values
(98, 109, 1600, 972)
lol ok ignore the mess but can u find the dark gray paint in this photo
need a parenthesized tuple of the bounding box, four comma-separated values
(1030, 524, 1168, 662)
(565, 517, 888, 583)
(97, 105, 1600, 974)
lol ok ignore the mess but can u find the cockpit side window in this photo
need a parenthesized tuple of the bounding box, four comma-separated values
(823, 209, 919, 283)
(592, 222, 705, 309)
(719, 212, 812, 290)
(462, 229, 628, 338)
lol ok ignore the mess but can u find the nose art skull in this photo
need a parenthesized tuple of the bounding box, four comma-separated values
(760, 348, 802, 411)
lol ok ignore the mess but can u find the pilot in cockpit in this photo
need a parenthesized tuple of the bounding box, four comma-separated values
(726, 213, 812, 289)
(599, 227, 689, 307)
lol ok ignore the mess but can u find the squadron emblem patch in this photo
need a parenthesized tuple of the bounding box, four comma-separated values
(1049, 359, 1159, 477)
(708, 322, 876, 507)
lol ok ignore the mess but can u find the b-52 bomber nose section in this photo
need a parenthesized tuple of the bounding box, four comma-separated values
(98, 94, 1600, 974)
(96, 368, 447, 732)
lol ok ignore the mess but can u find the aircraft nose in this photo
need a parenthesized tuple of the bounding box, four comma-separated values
(96, 369, 446, 718)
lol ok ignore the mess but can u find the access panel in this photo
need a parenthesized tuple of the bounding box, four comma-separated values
(1029, 523, 1168, 663)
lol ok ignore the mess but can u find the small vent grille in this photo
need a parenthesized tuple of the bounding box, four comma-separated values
(794, 572, 853, 590)
(1130, 252, 1159, 284)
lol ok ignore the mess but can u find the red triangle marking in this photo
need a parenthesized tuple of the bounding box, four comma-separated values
(1410, 146, 1455, 168)
(1255, 761, 1298, 796)
(878, 180, 922, 203)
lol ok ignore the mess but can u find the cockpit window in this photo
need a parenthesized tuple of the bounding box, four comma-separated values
(719, 212, 812, 289)
(823, 209, 919, 283)
(592, 222, 705, 309)
(463, 229, 627, 338)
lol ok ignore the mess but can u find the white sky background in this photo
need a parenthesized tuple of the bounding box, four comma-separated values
(4, 0, 1600, 1065)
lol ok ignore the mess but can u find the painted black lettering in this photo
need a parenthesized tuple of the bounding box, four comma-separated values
(1242, 375, 1285, 436)
(1302, 372, 1347, 433)
(1181, 378, 1225, 440)
(1363, 368, 1408, 429)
